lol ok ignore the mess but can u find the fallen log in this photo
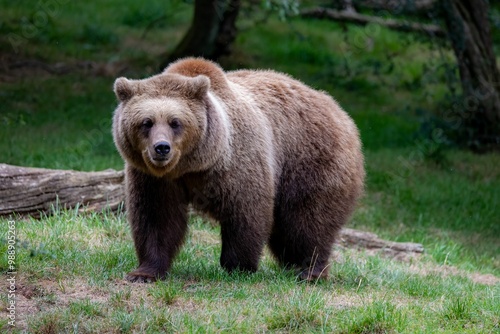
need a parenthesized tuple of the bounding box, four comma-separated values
(0, 163, 424, 255)
(0, 163, 124, 217)
(300, 7, 446, 38)
(339, 228, 424, 258)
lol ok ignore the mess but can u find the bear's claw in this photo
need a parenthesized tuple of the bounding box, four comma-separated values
(125, 269, 161, 283)
(126, 274, 155, 283)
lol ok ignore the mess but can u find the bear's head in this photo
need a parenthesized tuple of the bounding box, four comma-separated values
(112, 73, 212, 178)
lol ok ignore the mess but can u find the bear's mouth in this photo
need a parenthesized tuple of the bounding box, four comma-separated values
(148, 152, 171, 167)
(152, 156, 169, 163)
(142, 149, 181, 177)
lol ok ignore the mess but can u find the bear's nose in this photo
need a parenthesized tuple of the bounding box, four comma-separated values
(154, 141, 171, 156)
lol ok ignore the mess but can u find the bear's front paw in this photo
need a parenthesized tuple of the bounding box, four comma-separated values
(125, 273, 155, 283)
(125, 268, 164, 283)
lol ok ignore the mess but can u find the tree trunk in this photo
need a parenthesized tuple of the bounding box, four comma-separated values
(0, 164, 124, 217)
(162, 0, 240, 68)
(442, 0, 500, 151)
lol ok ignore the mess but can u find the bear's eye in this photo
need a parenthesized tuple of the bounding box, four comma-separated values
(142, 118, 153, 129)
(170, 119, 181, 129)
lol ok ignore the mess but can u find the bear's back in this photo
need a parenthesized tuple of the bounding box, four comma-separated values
(227, 69, 342, 122)
(227, 69, 361, 163)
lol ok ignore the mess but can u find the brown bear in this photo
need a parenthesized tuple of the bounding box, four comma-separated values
(112, 58, 364, 282)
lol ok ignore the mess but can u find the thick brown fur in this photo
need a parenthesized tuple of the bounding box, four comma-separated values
(112, 58, 364, 282)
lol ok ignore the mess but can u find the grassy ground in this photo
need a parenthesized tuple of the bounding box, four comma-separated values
(1, 212, 499, 333)
(1, 0, 499, 332)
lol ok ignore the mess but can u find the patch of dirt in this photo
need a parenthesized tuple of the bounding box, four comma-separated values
(190, 229, 220, 246)
(0, 279, 47, 329)
(10, 286, 40, 329)
(469, 272, 499, 285)
(1, 277, 132, 330)
(1, 273, 210, 331)
(408, 263, 500, 286)
(170, 298, 198, 313)
(0, 55, 129, 82)
(56, 279, 109, 305)
(325, 291, 366, 310)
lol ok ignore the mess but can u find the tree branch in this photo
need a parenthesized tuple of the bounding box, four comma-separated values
(300, 7, 445, 38)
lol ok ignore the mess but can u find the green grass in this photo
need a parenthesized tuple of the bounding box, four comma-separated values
(1, 212, 499, 332)
(1, 0, 499, 332)
(0, 75, 122, 171)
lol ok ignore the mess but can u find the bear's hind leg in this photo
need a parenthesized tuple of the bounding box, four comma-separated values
(269, 225, 332, 281)
(270, 196, 345, 281)
(220, 221, 263, 273)
(125, 166, 189, 282)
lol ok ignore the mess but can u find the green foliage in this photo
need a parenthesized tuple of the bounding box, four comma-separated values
(263, 0, 300, 20)
(78, 24, 119, 46)
(122, 4, 167, 28)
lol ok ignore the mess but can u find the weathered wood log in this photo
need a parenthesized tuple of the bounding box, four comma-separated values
(0, 163, 424, 255)
(300, 7, 446, 38)
(0, 164, 124, 217)
(340, 228, 424, 255)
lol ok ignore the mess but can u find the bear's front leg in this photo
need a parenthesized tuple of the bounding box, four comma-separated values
(218, 192, 273, 274)
(125, 166, 188, 283)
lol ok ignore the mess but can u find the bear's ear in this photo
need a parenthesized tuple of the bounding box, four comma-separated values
(114, 77, 135, 102)
(186, 75, 210, 99)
